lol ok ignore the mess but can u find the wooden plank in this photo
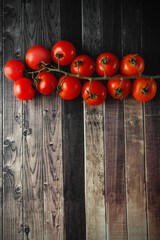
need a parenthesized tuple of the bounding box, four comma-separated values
(60, 0, 85, 239)
(122, 2, 148, 240)
(102, 1, 128, 239)
(82, 0, 106, 239)
(41, 1, 64, 239)
(21, 1, 44, 239)
(141, 2, 160, 239)
(3, 0, 23, 239)
(0, 0, 3, 238)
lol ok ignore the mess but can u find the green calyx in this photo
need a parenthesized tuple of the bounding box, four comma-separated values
(114, 87, 124, 100)
(73, 59, 83, 67)
(101, 57, 109, 64)
(56, 85, 62, 94)
(55, 53, 63, 59)
(128, 57, 137, 66)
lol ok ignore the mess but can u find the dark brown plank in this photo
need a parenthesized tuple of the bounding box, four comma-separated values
(41, 1, 64, 239)
(141, 2, 160, 239)
(3, 0, 23, 239)
(21, 1, 44, 239)
(103, 1, 127, 239)
(82, 0, 106, 239)
(0, 0, 3, 238)
(60, 0, 85, 239)
(122, 1, 147, 239)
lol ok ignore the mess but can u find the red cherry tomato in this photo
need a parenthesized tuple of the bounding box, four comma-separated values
(57, 75, 81, 100)
(131, 78, 157, 102)
(26, 45, 51, 70)
(70, 55, 95, 77)
(13, 78, 35, 101)
(120, 54, 145, 76)
(4, 59, 25, 81)
(107, 74, 131, 99)
(96, 53, 119, 77)
(82, 80, 107, 105)
(36, 71, 57, 95)
(51, 40, 76, 66)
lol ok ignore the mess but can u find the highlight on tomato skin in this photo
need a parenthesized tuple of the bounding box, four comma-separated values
(13, 78, 36, 101)
(107, 74, 131, 99)
(51, 40, 76, 66)
(131, 78, 157, 102)
(82, 80, 107, 106)
(4, 59, 25, 81)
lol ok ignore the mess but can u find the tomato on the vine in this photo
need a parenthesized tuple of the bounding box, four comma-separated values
(107, 74, 131, 99)
(13, 78, 35, 101)
(96, 53, 119, 77)
(51, 40, 76, 66)
(70, 55, 95, 77)
(131, 78, 157, 102)
(36, 71, 57, 95)
(26, 45, 51, 70)
(120, 54, 145, 76)
(57, 75, 81, 100)
(4, 59, 25, 81)
(82, 80, 107, 105)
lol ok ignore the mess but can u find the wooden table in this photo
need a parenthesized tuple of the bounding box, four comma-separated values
(1, 0, 160, 240)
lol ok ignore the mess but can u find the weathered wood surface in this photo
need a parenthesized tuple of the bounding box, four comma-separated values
(1, 0, 160, 240)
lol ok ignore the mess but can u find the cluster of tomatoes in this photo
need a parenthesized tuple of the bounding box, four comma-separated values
(4, 40, 157, 105)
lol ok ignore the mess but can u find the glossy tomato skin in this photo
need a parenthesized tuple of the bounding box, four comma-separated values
(51, 40, 76, 66)
(26, 45, 51, 70)
(36, 71, 57, 95)
(120, 54, 145, 76)
(4, 59, 25, 81)
(82, 80, 107, 106)
(13, 78, 35, 101)
(70, 55, 95, 77)
(107, 74, 131, 99)
(96, 53, 119, 77)
(132, 78, 157, 102)
(58, 75, 81, 100)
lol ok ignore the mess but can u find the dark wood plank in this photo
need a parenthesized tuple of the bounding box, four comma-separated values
(141, 2, 160, 239)
(21, 1, 44, 239)
(0, 0, 3, 238)
(3, 0, 23, 239)
(122, 1, 147, 239)
(60, 0, 85, 239)
(103, 1, 128, 239)
(82, 0, 106, 239)
(41, 1, 64, 239)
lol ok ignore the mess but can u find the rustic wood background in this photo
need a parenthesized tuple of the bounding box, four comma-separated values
(0, 0, 160, 240)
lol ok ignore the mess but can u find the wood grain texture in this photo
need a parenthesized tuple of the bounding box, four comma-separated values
(122, 2, 147, 239)
(0, 0, 3, 238)
(3, 0, 23, 239)
(42, 1, 64, 239)
(103, 1, 127, 239)
(141, 2, 160, 239)
(60, 0, 86, 239)
(21, 1, 44, 239)
(83, 0, 106, 239)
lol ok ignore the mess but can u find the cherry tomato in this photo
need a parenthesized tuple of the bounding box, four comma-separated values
(51, 40, 76, 66)
(4, 59, 25, 81)
(57, 75, 81, 100)
(82, 80, 107, 105)
(36, 71, 57, 95)
(13, 78, 35, 101)
(70, 55, 95, 77)
(120, 54, 145, 76)
(107, 74, 131, 99)
(96, 53, 119, 77)
(26, 45, 51, 70)
(131, 78, 157, 102)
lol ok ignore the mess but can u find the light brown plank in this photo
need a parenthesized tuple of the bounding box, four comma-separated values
(21, 1, 44, 239)
(124, 98, 147, 240)
(3, 1, 23, 239)
(84, 104, 106, 240)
